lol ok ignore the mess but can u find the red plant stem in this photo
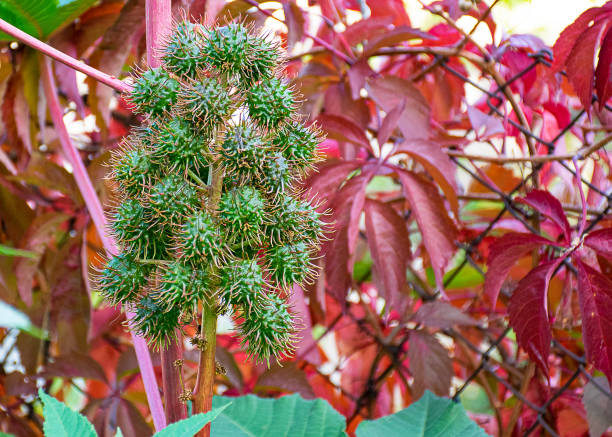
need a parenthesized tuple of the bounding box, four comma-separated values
(0, 18, 131, 94)
(145, 0, 186, 424)
(40, 56, 166, 431)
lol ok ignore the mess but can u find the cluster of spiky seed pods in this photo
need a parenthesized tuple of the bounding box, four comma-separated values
(98, 21, 324, 364)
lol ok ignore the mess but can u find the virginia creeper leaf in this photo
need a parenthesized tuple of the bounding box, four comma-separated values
(408, 330, 453, 398)
(355, 390, 488, 437)
(508, 259, 563, 373)
(411, 301, 479, 330)
(575, 258, 612, 385)
(397, 169, 457, 292)
(377, 100, 404, 146)
(595, 27, 612, 108)
(582, 376, 612, 437)
(483, 232, 554, 307)
(584, 228, 612, 260)
(517, 190, 571, 245)
(316, 114, 372, 153)
(256, 362, 315, 399)
(364, 199, 411, 311)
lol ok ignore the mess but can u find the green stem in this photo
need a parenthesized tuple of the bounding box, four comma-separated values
(187, 168, 208, 189)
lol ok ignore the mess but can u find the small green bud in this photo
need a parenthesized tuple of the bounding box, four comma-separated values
(262, 152, 290, 192)
(239, 293, 295, 364)
(155, 261, 211, 313)
(247, 77, 294, 129)
(111, 198, 168, 258)
(98, 253, 152, 305)
(151, 117, 210, 170)
(112, 148, 156, 197)
(219, 124, 268, 180)
(130, 68, 179, 117)
(239, 36, 280, 87)
(162, 21, 206, 78)
(203, 24, 250, 76)
(266, 194, 324, 244)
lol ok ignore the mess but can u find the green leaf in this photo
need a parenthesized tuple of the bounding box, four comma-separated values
(115, 430, 124, 437)
(212, 394, 347, 436)
(153, 404, 230, 437)
(39, 389, 97, 437)
(0, 432, 17, 437)
(0, 300, 46, 338)
(355, 391, 490, 437)
(0, 243, 37, 258)
(0, 0, 98, 40)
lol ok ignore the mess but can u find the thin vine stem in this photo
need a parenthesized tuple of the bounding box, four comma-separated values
(0, 18, 131, 93)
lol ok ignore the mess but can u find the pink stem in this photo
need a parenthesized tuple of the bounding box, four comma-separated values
(40, 56, 166, 431)
(0, 18, 131, 94)
(145, 0, 187, 424)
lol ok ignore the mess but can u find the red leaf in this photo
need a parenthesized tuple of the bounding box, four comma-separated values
(466, 105, 504, 140)
(342, 16, 393, 47)
(397, 170, 457, 292)
(395, 140, 458, 216)
(41, 353, 109, 383)
(576, 258, 612, 385)
(347, 59, 374, 100)
(117, 399, 153, 437)
(484, 232, 555, 307)
(408, 330, 452, 398)
(517, 190, 571, 245)
(565, 22, 608, 111)
(508, 260, 562, 373)
(363, 26, 434, 54)
(584, 228, 612, 259)
(377, 100, 404, 147)
(411, 301, 479, 329)
(303, 160, 361, 208)
(346, 174, 371, 253)
(256, 362, 315, 399)
(316, 114, 372, 153)
(366, 76, 430, 142)
(596, 27, 612, 107)
(552, 7, 606, 71)
(364, 199, 411, 311)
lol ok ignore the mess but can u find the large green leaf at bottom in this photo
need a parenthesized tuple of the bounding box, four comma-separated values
(355, 391, 489, 437)
(0, 0, 98, 40)
(212, 394, 347, 437)
(39, 389, 96, 437)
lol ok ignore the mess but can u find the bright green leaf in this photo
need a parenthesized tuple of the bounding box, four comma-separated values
(115, 429, 124, 437)
(212, 394, 347, 436)
(0, 0, 98, 40)
(0, 301, 46, 338)
(355, 391, 490, 437)
(0, 432, 17, 437)
(0, 243, 37, 258)
(39, 389, 97, 437)
(153, 404, 230, 437)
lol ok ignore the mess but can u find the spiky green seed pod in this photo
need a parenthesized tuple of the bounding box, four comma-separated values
(130, 68, 179, 117)
(98, 253, 152, 305)
(150, 117, 210, 170)
(148, 175, 199, 225)
(162, 22, 206, 78)
(220, 259, 265, 310)
(266, 241, 312, 287)
(219, 124, 268, 180)
(174, 210, 224, 263)
(239, 293, 296, 364)
(219, 186, 266, 241)
(112, 148, 156, 197)
(155, 261, 211, 312)
(246, 77, 294, 129)
(203, 24, 250, 76)
(274, 122, 320, 168)
(262, 152, 290, 192)
(132, 295, 181, 348)
(178, 77, 232, 134)
(111, 198, 168, 258)
(239, 36, 280, 87)
(266, 194, 323, 244)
